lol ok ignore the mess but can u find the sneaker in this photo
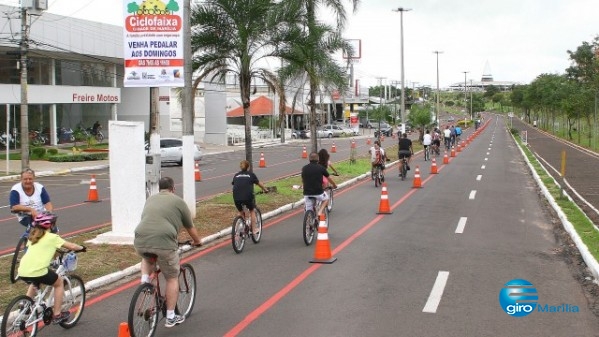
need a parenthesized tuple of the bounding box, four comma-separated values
(407, 165, 411, 171)
(165, 314, 185, 328)
(52, 311, 70, 324)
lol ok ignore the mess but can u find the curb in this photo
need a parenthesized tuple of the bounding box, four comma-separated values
(82, 170, 373, 293)
(512, 130, 599, 281)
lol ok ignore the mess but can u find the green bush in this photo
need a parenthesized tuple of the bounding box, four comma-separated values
(48, 153, 108, 162)
(510, 128, 520, 136)
(47, 148, 58, 156)
(30, 147, 46, 159)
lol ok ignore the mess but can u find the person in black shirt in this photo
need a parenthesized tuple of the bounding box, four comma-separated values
(397, 132, 414, 172)
(232, 160, 268, 235)
(301, 152, 337, 217)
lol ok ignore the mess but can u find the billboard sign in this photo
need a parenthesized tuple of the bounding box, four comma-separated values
(123, 0, 184, 87)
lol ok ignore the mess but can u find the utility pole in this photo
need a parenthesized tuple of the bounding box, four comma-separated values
(470, 79, 473, 121)
(462, 71, 469, 118)
(20, 7, 30, 170)
(433, 51, 443, 127)
(393, 7, 411, 134)
(182, 0, 196, 217)
(376, 76, 385, 140)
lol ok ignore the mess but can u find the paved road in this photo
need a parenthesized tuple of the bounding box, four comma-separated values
(511, 117, 599, 225)
(30, 116, 599, 336)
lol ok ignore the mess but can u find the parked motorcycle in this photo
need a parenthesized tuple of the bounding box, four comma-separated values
(0, 132, 17, 147)
(57, 127, 75, 143)
(29, 130, 48, 146)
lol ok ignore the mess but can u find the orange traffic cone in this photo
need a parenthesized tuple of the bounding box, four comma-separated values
(331, 142, 337, 153)
(412, 166, 422, 188)
(443, 151, 449, 164)
(376, 183, 392, 214)
(194, 161, 201, 181)
(430, 158, 438, 174)
(259, 152, 266, 168)
(301, 146, 307, 159)
(457, 143, 462, 152)
(366, 138, 371, 145)
(310, 214, 337, 264)
(85, 174, 100, 202)
(118, 322, 130, 337)
(450, 146, 456, 157)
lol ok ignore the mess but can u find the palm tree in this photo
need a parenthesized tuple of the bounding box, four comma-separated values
(190, 0, 296, 165)
(280, 0, 360, 153)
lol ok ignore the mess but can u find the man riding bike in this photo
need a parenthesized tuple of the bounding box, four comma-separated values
(369, 140, 386, 179)
(397, 133, 414, 174)
(10, 168, 54, 231)
(301, 153, 337, 217)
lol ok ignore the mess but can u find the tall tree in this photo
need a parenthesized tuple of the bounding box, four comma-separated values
(279, 0, 360, 153)
(190, 0, 294, 165)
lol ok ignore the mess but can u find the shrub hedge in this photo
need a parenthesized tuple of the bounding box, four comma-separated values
(48, 153, 108, 162)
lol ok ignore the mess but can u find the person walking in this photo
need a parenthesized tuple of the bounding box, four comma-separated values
(134, 177, 202, 328)
(232, 160, 269, 235)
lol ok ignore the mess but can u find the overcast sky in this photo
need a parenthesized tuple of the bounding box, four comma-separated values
(4, 0, 597, 88)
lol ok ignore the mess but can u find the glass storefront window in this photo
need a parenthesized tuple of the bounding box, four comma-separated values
(56, 60, 115, 87)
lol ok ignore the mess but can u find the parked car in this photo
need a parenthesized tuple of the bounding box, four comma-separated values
(317, 124, 345, 138)
(447, 116, 455, 122)
(367, 119, 383, 129)
(291, 129, 310, 139)
(145, 138, 203, 166)
(374, 123, 393, 137)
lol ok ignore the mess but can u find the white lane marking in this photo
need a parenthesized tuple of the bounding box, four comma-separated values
(423, 271, 450, 313)
(488, 147, 492, 150)
(481, 165, 486, 169)
(484, 158, 488, 161)
(486, 152, 490, 155)
(469, 190, 477, 199)
(455, 217, 467, 233)
(476, 175, 482, 181)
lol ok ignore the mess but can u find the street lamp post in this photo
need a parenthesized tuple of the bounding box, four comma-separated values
(470, 79, 473, 122)
(433, 51, 443, 127)
(393, 7, 411, 134)
(462, 71, 469, 119)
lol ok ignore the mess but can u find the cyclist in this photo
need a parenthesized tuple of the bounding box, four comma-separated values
(10, 168, 54, 230)
(318, 148, 339, 176)
(18, 212, 86, 325)
(301, 152, 337, 217)
(232, 160, 268, 235)
(443, 126, 451, 150)
(368, 140, 386, 179)
(397, 133, 414, 174)
(423, 130, 432, 161)
(134, 176, 202, 328)
(431, 128, 441, 155)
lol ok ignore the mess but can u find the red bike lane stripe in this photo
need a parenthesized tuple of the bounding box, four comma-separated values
(223, 176, 432, 336)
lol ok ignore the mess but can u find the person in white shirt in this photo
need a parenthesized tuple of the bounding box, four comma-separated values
(443, 126, 452, 150)
(423, 130, 432, 161)
(369, 140, 386, 179)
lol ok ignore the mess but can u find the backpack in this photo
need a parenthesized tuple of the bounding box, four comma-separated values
(374, 149, 383, 165)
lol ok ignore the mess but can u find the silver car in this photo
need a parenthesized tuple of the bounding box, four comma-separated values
(317, 124, 345, 138)
(146, 138, 203, 166)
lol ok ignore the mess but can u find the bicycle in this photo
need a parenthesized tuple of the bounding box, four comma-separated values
(10, 212, 58, 284)
(424, 145, 430, 161)
(1, 250, 86, 337)
(324, 172, 338, 213)
(128, 242, 197, 337)
(231, 204, 263, 254)
(399, 157, 408, 181)
(431, 143, 440, 157)
(372, 164, 385, 187)
(303, 196, 330, 246)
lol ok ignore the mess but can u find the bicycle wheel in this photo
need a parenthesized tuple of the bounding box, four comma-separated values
(401, 161, 407, 181)
(326, 188, 334, 212)
(303, 210, 317, 246)
(176, 264, 196, 318)
(424, 147, 430, 161)
(59, 275, 86, 329)
(128, 283, 159, 337)
(10, 237, 27, 284)
(374, 167, 381, 187)
(231, 216, 246, 253)
(1, 295, 36, 337)
(250, 207, 262, 244)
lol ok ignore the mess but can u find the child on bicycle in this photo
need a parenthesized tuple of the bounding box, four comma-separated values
(317, 148, 338, 188)
(232, 160, 269, 235)
(18, 212, 86, 325)
(369, 140, 386, 179)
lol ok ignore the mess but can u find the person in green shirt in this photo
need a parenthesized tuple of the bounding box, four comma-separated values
(134, 176, 202, 328)
(18, 212, 86, 325)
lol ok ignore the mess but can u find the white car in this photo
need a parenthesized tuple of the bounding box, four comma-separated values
(146, 138, 203, 166)
(317, 124, 345, 138)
